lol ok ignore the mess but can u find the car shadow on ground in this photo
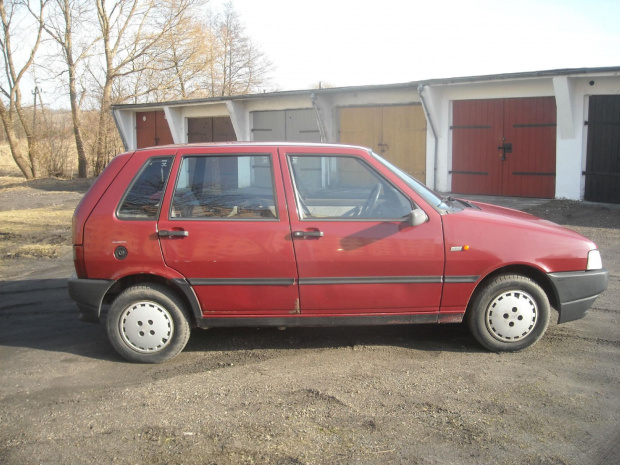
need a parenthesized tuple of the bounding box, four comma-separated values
(184, 323, 480, 355)
(0, 278, 483, 363)
(0, 278, 119, 362)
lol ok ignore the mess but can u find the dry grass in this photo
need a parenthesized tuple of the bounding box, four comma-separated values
(11, 244, 63, 259)
(0, 175, 87, 277)
(0, 207, 73, 262)
(0, 173, 91, 276)
(0, 207, 72, 233)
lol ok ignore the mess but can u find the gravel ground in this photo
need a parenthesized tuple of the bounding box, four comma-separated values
(0, 177, 618, 465)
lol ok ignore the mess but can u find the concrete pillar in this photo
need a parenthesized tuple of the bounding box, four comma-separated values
(226, 100, 251, 141)
(311, 93, 336, 142)
(163, 106, 185, 144)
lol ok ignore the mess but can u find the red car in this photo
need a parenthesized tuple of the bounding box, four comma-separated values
(68, 143, 608, 363)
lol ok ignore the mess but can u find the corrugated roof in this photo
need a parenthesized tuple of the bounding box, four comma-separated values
(418, 66, 620, 86)
(111, 66, 620, 110)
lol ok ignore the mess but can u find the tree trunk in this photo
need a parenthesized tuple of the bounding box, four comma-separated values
(63, 0, 88, 178)
(0, 119, 34, 179)
(9, 145, 34, 179)
(69, 70, 87, 177)
(94, 78, 113, 175)
(0, 99, 33, 179)
(16, 107, 40, 178)
(27, 138, 40, 178)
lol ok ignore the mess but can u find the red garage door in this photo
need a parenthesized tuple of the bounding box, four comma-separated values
(451, 97, 556, 198)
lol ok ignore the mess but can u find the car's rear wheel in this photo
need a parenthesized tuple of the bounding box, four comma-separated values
(106, 284, 191, 363)
(468, 274, 550, 352)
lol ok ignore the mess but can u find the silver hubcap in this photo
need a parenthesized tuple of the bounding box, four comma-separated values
(120, 301, 174, 353)
(486, 290, 538, 342)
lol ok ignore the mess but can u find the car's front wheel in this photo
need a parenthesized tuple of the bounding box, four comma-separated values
(106, 284, 191, 363)
(468, 274, 550, 352)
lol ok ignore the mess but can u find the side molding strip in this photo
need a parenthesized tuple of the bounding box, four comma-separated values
(187, 276, 479, 286)
(444, 276, 479, 283)
(189, 278, 296, 286)
(299, 276, 442, 285)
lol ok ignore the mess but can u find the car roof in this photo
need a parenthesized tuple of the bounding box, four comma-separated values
(134, 141, 370, 152)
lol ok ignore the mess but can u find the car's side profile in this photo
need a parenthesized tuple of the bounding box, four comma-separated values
(68, 143, 608, 363)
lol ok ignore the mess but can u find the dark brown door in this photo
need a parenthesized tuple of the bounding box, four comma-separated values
(187, 118, 213, 143)
(212, 117, 237, 142)
(187, 117, 237, 143)
(585, 95, 620, 204)
(452, 97, 556, 198)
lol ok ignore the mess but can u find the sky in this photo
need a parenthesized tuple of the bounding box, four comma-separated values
(211, 0, 620, 91)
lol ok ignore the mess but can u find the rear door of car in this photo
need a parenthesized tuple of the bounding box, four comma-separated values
(157, 146, 300, 316)
(278, 146, 445, 316)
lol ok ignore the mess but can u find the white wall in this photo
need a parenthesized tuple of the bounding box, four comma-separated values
(568, 76, 620, 199)
(113, 70, 620, 200)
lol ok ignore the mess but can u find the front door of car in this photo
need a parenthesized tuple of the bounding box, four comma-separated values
(279, 147, 445, 315)
(157, 147, 299, 316)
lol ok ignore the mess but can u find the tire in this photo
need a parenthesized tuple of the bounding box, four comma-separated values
(467, 274, 550, 352)
(106, 284, 191, 363)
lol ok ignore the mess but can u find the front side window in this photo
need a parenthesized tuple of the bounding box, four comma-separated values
(171, 155, 277, 219)
(288, 155, 412, 220)
(118, 157, 173, 219)
(370, 151, 449, 209)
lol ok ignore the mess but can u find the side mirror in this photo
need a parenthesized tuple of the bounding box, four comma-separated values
(406, 208, 428, 227)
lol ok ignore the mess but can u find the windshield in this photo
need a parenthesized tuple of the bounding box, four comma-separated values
(369, 151, 449, 209)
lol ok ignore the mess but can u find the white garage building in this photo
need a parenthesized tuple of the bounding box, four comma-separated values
(112, 67, 620, 203)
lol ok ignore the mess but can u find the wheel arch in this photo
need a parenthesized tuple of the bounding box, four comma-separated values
(466, 265, 559, 321)
(103, 274, 200, 326)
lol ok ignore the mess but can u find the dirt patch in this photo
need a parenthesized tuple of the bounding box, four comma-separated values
(523, 198, 620, 228)
(0, 177, 619, 465)
(0, 176, 91, 278)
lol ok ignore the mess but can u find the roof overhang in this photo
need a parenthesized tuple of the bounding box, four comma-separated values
(111, 66, 620, 112)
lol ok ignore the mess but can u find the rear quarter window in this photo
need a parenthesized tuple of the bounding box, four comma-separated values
(117, 157, 173, 219)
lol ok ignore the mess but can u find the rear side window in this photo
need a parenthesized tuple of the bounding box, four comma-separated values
(171, 155, 277, 219)
(118, 157, 173, 219)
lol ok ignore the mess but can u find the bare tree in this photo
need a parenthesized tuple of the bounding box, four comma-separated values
(37, 107, 76, 177)
(207, 2, 272, 97)
(122, 15, 212, 102)
(0, 0, 46, 179)
(157, 19, 214, 100)
(44, 0, 95, 178)
(125, 1, 273, 103)
(91, 0, 199, 174)
(2, 0, 274, 178)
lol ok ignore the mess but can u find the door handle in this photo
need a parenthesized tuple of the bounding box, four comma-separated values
(497, 143, 512, 161)
(158, 230, 189, 237)
(292, 230, 324, 238)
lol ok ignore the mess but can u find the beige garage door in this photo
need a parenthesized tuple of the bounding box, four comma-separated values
(339, 105, 427, 182)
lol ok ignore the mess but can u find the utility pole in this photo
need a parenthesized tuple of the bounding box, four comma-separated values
(32, 86, 38, 132)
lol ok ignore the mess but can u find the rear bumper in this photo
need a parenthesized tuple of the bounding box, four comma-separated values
(547, 269, 609, 324)
(67, 276, 114, 324)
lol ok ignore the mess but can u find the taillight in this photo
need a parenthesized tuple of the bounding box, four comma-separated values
(73, 245, 88, 278)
